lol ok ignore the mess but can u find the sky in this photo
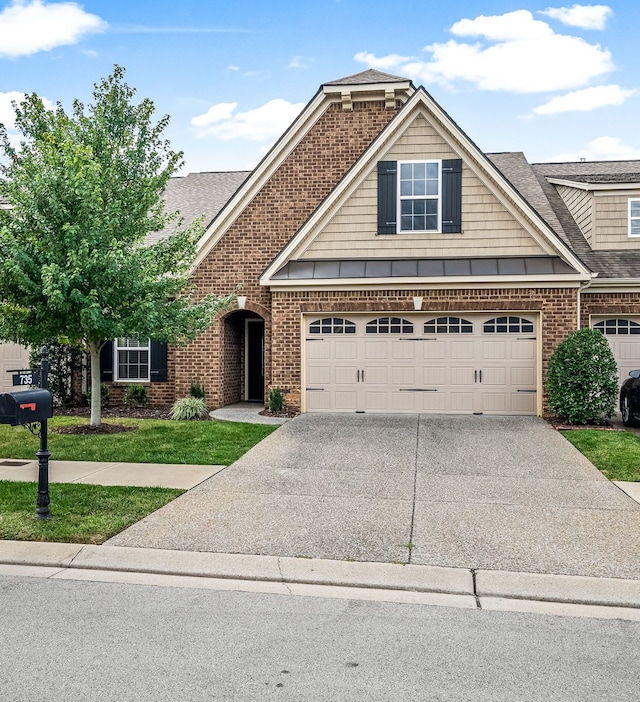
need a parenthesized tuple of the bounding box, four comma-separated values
(0, 0, 639, 174)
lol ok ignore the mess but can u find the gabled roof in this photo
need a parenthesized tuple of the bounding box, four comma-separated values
(261, 86, 591, 286)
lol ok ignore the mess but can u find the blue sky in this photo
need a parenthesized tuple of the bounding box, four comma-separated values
(1, 1, 639, 174)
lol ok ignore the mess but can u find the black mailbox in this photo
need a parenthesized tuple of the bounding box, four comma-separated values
(0, 389, 53, 426)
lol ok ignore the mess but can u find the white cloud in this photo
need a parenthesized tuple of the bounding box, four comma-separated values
(540, 4, 612, 30)
(533, 84, 636, 114)
(354, 10, 613, 93)
(288, 55, 313, 69)
(191, 99, 305, 141)
(353, 51, 414, 71)
(547, 136, 640, 162)
(0, 0, 107, 58)
(191, 102, 238, 128)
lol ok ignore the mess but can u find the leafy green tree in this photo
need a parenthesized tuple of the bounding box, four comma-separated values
(0, 66, 233, 426)
(546, 327, 618, 424)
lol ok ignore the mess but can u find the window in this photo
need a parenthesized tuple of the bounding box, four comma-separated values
(115, 338, 150, 381)
(377, 159, 462, 235)
(309, 317, 356, 334)
(400, 161, 439, 232)
(483, 316, 534, 334)
(594, 319, 640, 335)
(424, 316, 473, 334)
(366, 317, 413, 334)
(630, 199, 640, 237)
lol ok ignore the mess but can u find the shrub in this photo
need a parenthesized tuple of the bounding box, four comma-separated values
(268, 387, 284, 413)
(189, 379, 205, 399)
(546, 328, 618, 424)
(123, 383, 149, 407)
(169, 396, 208, 420)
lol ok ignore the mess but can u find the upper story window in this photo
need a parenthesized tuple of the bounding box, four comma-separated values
(115, 338, 150, 381)
(378, 159, 462, 235)
(629, 199, 640, 237)
(399, 161, 440, 232)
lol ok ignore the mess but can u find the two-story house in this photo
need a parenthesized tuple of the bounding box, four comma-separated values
(91, 70, 640, 415)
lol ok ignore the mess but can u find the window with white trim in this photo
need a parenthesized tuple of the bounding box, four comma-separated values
(630, 199, 640, 237)
(399, 161, 440, 232)
(115, 338, 150, 381)
(594, 319, 640, 335)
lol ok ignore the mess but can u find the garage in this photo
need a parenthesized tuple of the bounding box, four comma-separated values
(592, 317, 640, 384)
(304, 313, 538, 414)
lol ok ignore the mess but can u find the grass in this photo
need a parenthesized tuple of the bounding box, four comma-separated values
(0, 480, 184, 543)
(0, 417, 277, 465)
(561, 429, 640, 482)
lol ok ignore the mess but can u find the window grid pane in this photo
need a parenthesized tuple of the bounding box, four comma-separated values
(309, 317, 357, 334)
(366, 317, 414, 334)
(483, 316, 534, 334)
(115, 339, 150, 380)
(424, 316, 474, 334)
(399, 161, 439, 232)
(594, 319, 640, 335)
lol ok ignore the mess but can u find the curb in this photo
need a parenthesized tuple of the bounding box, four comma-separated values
(1, 541, 640, 616)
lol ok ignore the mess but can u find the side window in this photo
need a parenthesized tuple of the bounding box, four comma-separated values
(424, 316, 473, 334)
(114, 338, 150, 381)
(629, 199, 640, 237)
(366, 317, 413, 334)
(594, 319, 640, 335)
(309, 317, 356, 334)
(483, 316, 534, 334)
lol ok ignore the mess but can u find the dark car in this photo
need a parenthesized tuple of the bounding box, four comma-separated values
(620, 370, 640, 426)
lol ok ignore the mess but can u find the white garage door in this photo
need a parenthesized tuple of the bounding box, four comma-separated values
(592, 317, 640, 384)
(0, 343, 31, 394)
(304, 314, 538, 415)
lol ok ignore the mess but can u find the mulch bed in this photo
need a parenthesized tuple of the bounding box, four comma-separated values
(545, 415, 621, 431)
(51, 404, 174, 435)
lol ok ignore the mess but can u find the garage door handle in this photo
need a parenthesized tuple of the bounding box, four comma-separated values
(306, 388, 325, 391)
(357, 369, 360, 382)
(479, 369, 482, 383)
(516, 389, 536, 393)
(474, 370, 478, 383)
(400, 388, 437, 392)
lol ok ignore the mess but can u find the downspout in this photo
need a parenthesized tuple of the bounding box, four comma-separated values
(577, 274, 597, 328)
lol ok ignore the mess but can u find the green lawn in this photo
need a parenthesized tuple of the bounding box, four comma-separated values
(0, 481, 184, 543)
(561, 429, 640, 482)
(0, 417, 277, 465)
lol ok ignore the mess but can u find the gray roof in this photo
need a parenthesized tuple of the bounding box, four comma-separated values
(272, 257, 575, 280)
(487, 154, 640, 279)
(147, 170, 250, 245)
(323, 69, 410, 87)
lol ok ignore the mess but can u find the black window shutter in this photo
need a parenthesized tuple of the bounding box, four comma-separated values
(377, 161, 397, 234)
(100, 342, 113, 381)
(150, 341, 168, 382)
(441, 159, 462, 233)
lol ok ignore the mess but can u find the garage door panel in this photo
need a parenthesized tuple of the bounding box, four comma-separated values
(305, 314, 537, 415)
(306, 391, 331, 411)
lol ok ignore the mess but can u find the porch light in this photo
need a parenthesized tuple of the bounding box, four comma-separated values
(237, 295, 247, 309)
(413, 296, 423, 311)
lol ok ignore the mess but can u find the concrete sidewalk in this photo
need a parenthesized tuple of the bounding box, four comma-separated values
(0, 459, 224, 489)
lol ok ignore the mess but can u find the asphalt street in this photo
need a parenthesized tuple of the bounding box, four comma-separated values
(1, 574, 639, 702)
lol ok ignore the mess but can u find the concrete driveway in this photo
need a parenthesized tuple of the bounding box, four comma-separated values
(107, 414, 640, 579)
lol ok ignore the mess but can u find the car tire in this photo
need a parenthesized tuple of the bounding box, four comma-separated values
(621, 393, 639, 427)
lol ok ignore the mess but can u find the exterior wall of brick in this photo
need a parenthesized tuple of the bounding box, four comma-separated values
(271, 287, 579, 413)
(580, 291, 640, 327)
(173, 99, 400, 409)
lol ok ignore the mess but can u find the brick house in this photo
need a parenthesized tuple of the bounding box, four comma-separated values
(101, 69, 640, 416)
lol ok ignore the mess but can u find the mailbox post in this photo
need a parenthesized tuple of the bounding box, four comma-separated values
(0, 347, 53, 519)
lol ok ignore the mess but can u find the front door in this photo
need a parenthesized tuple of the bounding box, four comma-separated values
(246, 319, 265, 402)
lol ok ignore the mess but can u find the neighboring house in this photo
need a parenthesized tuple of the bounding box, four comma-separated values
(66, 71, 640, 414)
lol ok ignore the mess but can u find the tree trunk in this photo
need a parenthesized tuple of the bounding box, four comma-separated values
(88, 340, 102, 427)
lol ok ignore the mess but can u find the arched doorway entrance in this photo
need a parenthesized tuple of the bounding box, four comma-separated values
(223, 310, 265, 405)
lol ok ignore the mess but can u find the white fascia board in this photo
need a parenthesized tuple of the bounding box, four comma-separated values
(584, 278, 640, 292)
(262, 89, 590, 282)
(547, 178, 640, 192)
(192, 89, 331, 270)
(262, 274, 590, 292)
